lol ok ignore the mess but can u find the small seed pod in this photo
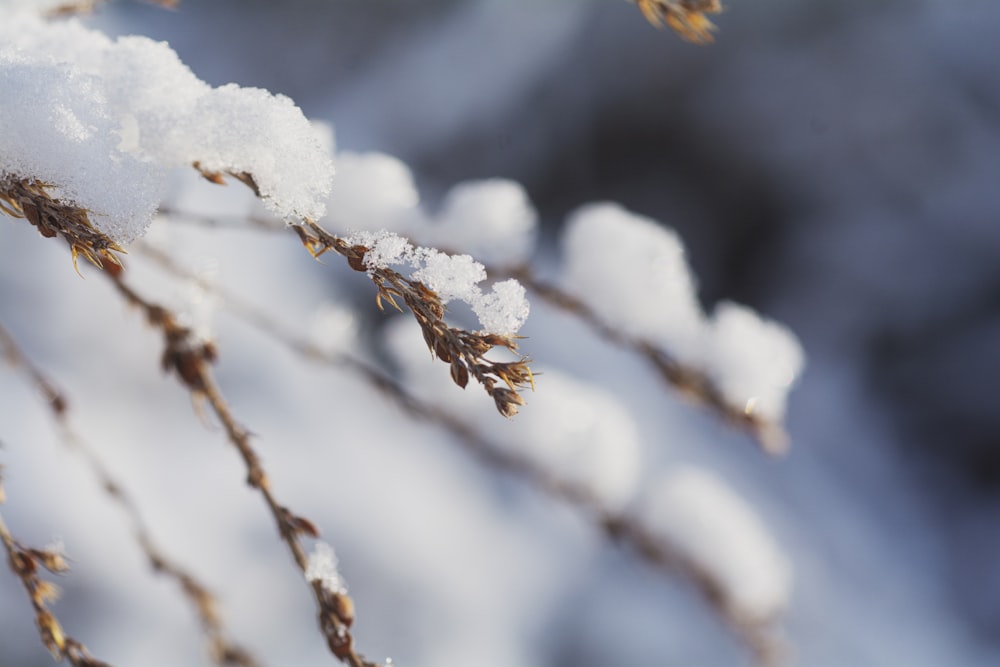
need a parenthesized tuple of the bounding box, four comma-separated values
(332, 593, 355, 627)
(347, 246, 368, 272)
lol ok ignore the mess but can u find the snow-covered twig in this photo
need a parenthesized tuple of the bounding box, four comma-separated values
(291, 219, 534, 418)
(510, 266, 792, 454)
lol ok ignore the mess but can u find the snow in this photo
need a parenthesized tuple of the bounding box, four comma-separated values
(423, 179, 538, 267)
(702, 301, 806, 422)
(347, 230, 530, 335)
(559, 202, 804, 420)
(410, 251, 488, 303)
(0, 52, 163, 243)
(636, 466, 792, 622)
(0, 13, 333, 243)
(326, 151, 420, 233)
(321, 151, 539, 267)
(308, 302, 358, 357)
(560, 202, 707, 361)
(305, 542, 347, 595)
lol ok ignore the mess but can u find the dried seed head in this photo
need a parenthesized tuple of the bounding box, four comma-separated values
(36, 580, 61, 604)
(450, 360, 470, 389)
(36, 609, 65, 657)
(433, 339, 452, 363)
(347, 246, 368, 272)
(34, 547, 70, 574)
(332, 593, 355, 627)
(289, 514, 321, 539)
(635, 0, 722, 43)
(492, 387, 526, 418)
(326, 622, 354, 660)
(193, 161, 227, 186)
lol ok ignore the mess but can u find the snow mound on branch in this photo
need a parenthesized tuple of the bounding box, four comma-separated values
(559, 202, 804, 421)
(0, 13, 333, 243)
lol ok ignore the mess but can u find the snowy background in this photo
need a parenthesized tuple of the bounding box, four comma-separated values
(2, 1, 1000, 666)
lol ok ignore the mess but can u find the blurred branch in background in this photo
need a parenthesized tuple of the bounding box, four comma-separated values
(0, 322, 263, 667)
(133, 237, 789, 665)
(0, 467, 111, 667)
(633, 0, 723, 43)
(100, 270, 380, 667)
(162, 205, 796, 454)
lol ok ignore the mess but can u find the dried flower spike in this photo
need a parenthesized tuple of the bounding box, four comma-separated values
(634, 0, 723, 43)
(0, 177, 126, 276)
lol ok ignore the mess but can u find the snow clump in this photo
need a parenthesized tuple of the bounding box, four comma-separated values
(559, 202, 804, 422)
(0, 12, 333, 243)
(348, 230, 529, 335)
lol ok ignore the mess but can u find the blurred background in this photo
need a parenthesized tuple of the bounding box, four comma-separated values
(2, 1, 1000, 666)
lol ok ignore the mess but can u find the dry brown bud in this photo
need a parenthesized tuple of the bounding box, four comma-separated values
(37, 609, 65, 656)
(420, 326, 436, 354)
(35, 579, 61, 604)
(433, 339, 452, 363)
(193, 161, 227, 185)
(289, 514, 321, 538)
(327, 625, 354, 660)
(347, 246, 368, 272)
(332, 593, 355, 627)
(450, 360, 469, 389)
(492, 387, 526, 418)
(34, 547, 70, 574)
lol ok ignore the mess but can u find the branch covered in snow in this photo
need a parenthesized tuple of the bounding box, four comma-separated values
(0, 4, 807, 667)
(135, 242, 787, 661)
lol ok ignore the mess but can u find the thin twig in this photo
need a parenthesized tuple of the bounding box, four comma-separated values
(153, 206, 786, 452)
(0, 479, 112, 667)
(632, 0, 723, 43)
(292, 219, 534, 417)
(134, 242, 787, 666)
(507, 267, 790, 455)
(101, 271, 379, 667)
(0, 322, 262, 667)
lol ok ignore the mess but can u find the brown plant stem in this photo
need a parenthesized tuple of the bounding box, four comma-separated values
(156, 207, 787, 452)
(292, 219, 533, 417)
(101, 270, 379, 667)
(506, 266, 790, 455)
(0, 321, 262, 667)
(0, 482, 112, 667)
(133, 242, 786, 666)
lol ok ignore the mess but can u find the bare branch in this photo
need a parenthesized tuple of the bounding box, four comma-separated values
(0, 479, 112, 667)
(0, 322, 262, 667)
(100, 271, 380, 667)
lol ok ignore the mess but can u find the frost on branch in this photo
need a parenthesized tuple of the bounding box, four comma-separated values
(306, 542, 348, 596)
(346, 230, 529, 336)
(0, 12, 333, 244)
